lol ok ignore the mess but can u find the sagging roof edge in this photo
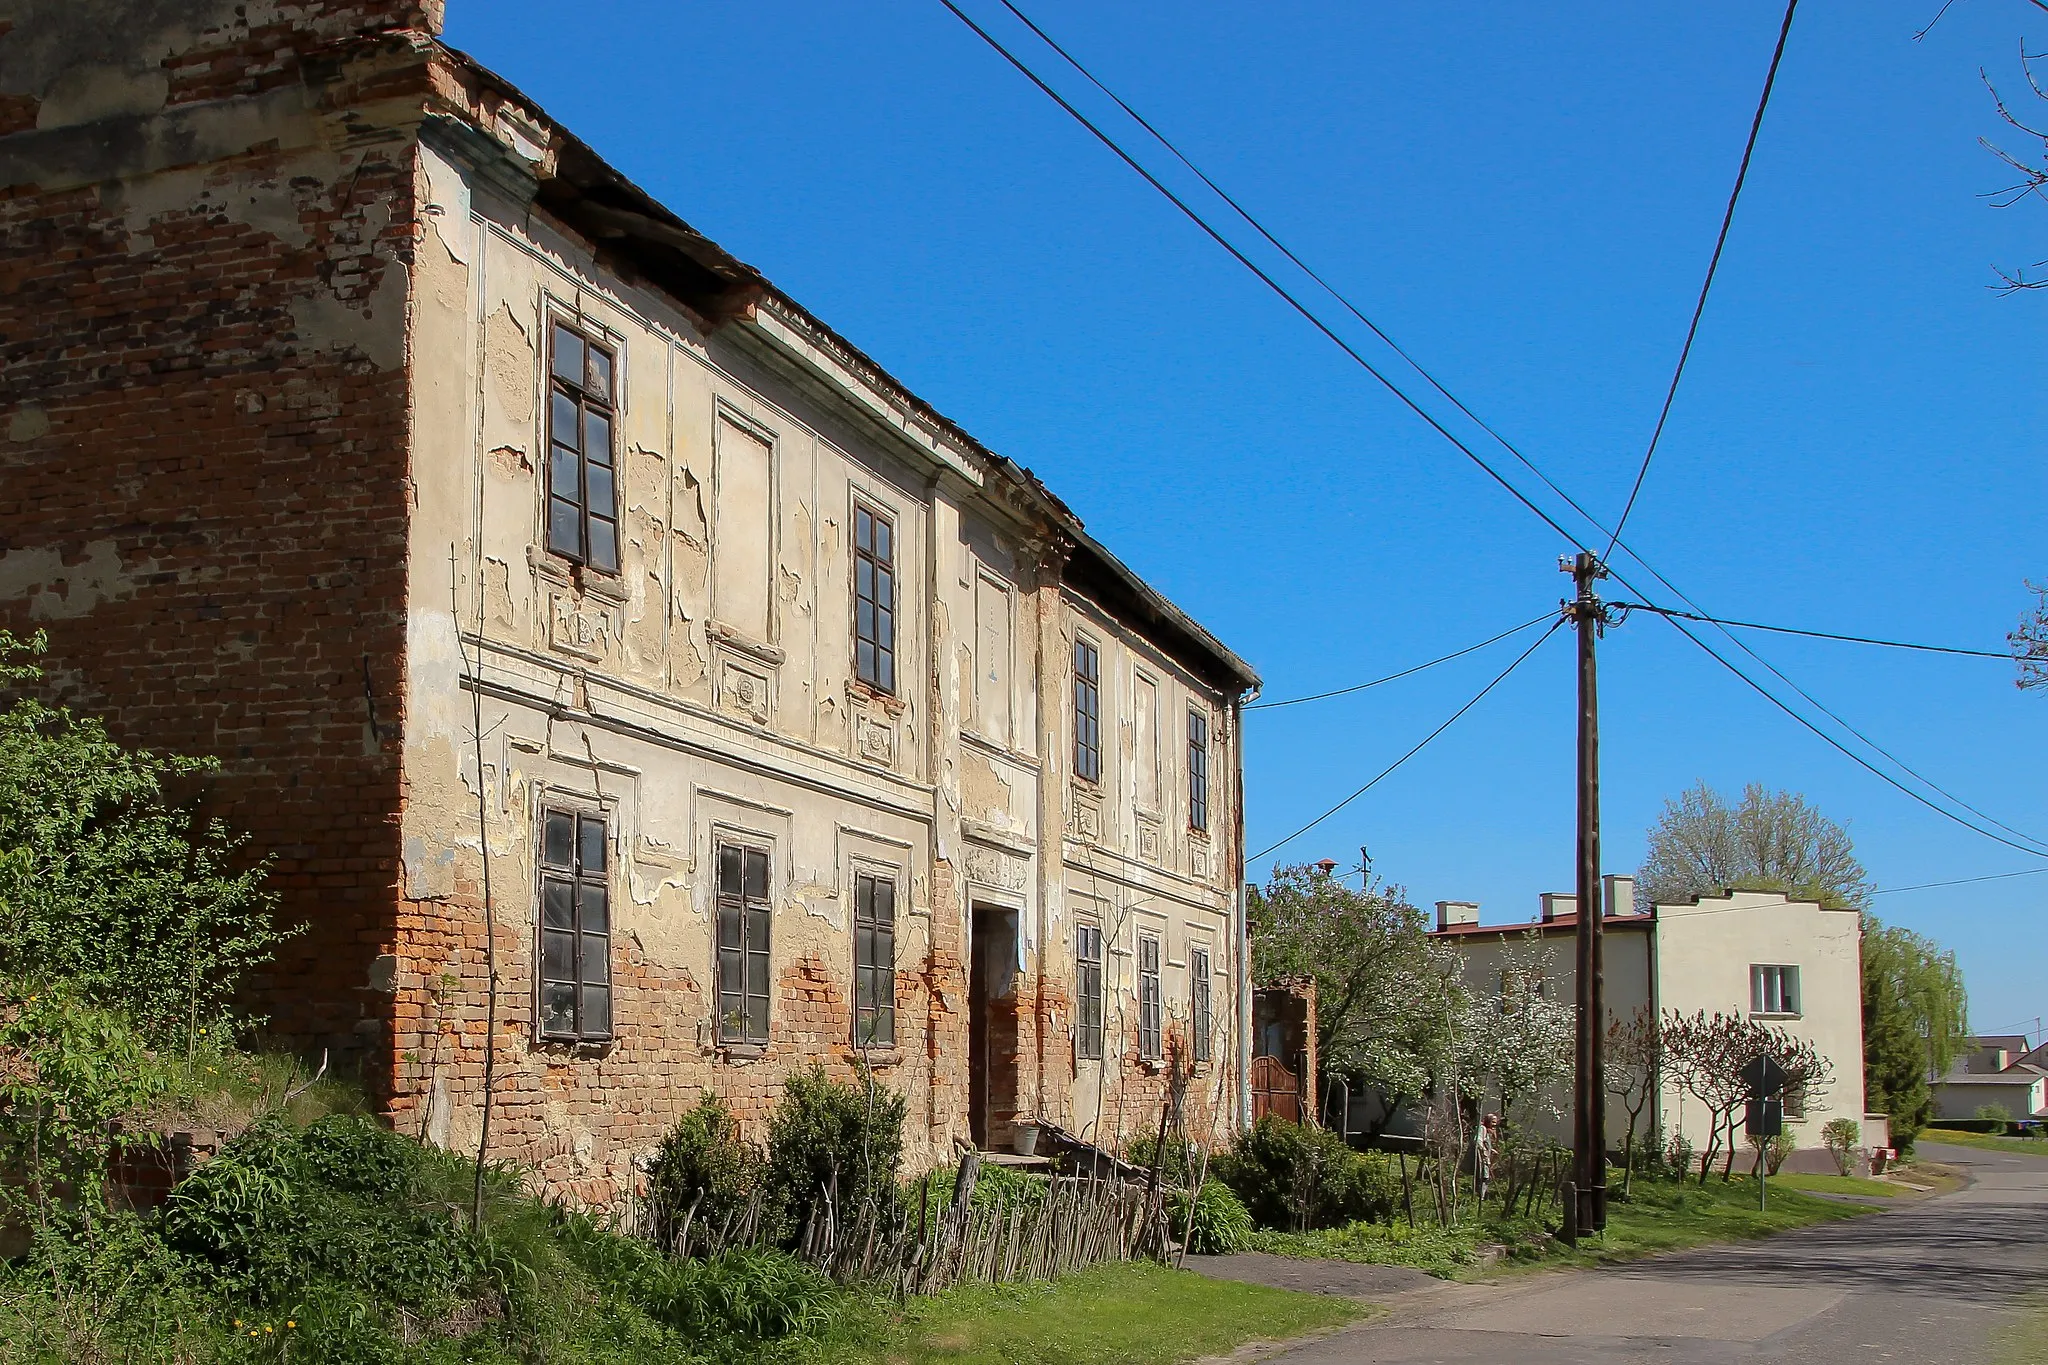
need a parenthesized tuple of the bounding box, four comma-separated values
(430, 42, 1262, 697)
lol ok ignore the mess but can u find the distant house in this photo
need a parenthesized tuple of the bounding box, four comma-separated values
(1930, 1036, 2048, 1124)
(1432, 878, 1866, 1174)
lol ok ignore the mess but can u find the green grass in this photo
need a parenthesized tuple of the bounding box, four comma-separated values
(1573, 1174, 1870, 1263)
(1247, 1172, 1872, 1282)
(823, 1262, 1366, 1365)
(1917, 1128, 2048, 1158)
(1769, 1172, 1903, 1198)
(1991, 1293, 2048, 1365)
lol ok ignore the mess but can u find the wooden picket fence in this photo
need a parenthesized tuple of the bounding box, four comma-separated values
(643, 1153, 1167, 1295)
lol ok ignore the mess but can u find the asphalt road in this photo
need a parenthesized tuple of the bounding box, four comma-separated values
(1240, 1140, 2048, 1365)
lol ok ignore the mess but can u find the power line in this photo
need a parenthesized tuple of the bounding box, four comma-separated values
(942, 0, 2048, 859)
(1871, 867, 2048, 896)
(1648, 608, 2048, 859)
(1605, 0, 1801, 558)
(1249, 619, 1565, 862)
(933, 0, 1592, 554)
(1611, 602, 2012, 660)
(1247, 612, 1553, 710)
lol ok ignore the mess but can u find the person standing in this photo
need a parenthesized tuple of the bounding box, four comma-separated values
(1475, 1112, 1500, 1206)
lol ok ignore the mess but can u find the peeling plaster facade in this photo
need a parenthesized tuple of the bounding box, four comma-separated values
(0, 1, 1259, 1199)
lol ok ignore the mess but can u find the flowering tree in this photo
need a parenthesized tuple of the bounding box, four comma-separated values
(1453, 932, 1574, 1132)
(1661, 1009, 1832, 1183)
(1604, 1006, 1662, 1194)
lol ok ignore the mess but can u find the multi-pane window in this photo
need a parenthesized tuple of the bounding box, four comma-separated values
(539, 809, 611, 1042)
(1072, 637, 1101, 783)
(1138, 933, 1162, 1061)
(1187, 710, 1210, 832)
(1751, 964, 1800, 1016)
(716, 844, 772, 1044)
(1074, 923, 1104, 1061)
(546, 322, 619, 572)
(853, 870, 896, 1046)
(853, 504, 896, 693)
(1190, 945, 1212, 1064)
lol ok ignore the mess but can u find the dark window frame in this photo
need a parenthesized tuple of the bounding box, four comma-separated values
(1190, 945, 1212, 1064)
(852, 501, 897, 694)
(1074, 922, 1104, 1061)
(853, 868, 897, 1047)
(715, 841, 773, 1044)
(537, 807, 613, 1044)
(1073, 636, 1101, 784)
(1187, 709, 1210, 833)
(1137, 932, 1163, 1061)
(545, 319, 620, 574)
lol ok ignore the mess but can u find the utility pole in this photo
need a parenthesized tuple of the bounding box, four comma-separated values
(1563, 551, 1609, 1238)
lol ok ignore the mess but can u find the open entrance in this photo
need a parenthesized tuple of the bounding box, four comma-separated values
(968, 905, 1021, 1150)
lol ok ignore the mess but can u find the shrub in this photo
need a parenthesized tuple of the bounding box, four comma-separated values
(0, 631, 296, 1044)
(1766, 1130, 1795, 1175)
(1663, 1130, 1695, 1180)
(1821, 1117, 1860, 1175)
(647, 1093, 766, 1251)
(1212, 1117, 1395, 1231)
(1976, 1103, 2013, 1136)
(1170, 1179, 1254, 1254)
(764, 1063, 907, 1243)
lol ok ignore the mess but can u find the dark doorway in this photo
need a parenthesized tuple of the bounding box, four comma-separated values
(968, 905, 1020, 1150)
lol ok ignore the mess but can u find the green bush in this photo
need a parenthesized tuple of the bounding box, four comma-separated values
(0, 630, 296, 1044)
(1212, 1117, 1396, 1231)
(1170, 1179, 1254, 1254)
(765, 1062, 908, 1242)
(1821, 1117, 1860, 1174)
(647, 1092, 766, 1251)
(1976, 1103, 2013, 1136)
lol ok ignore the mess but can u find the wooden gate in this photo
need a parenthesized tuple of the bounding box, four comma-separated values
(1250, 1054, 1301, 1123)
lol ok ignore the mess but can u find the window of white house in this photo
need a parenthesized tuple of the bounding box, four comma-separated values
(1137, 933, 1163, 1061)
(1190, 945, 1212, 1064)
(538, 808, 611, 1042)
(545, 322, 619, 573)
(853, 869, 896, 1047)
(1752, 964, 1800, 1016)
(1074, 923, 1104, 1061)
(1073, 637, 1101, 783)
(853, 503, 896, 693)
(716, 843, 772, 1043)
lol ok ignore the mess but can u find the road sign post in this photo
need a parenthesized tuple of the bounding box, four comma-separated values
(1740, 1053, 1789, 1212)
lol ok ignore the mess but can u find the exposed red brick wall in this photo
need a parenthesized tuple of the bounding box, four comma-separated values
(0, 12, 438, 1076)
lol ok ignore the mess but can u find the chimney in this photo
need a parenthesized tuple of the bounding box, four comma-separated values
(1436, 900, 1480, 931)
(1540, 892, 1578, 923)
(1604, 875, 1637, 919)
(1314, 858, 1339, 878)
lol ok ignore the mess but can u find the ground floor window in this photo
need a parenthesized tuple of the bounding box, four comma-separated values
(1190, 945, 1212, 1064)
(1075, 923, 1103, 1060)
(853, 870, 896, 1046)
(1138, 933, 1162, 1061)
(717, 843, 772, 1043)
(539, 808, 611, 1042)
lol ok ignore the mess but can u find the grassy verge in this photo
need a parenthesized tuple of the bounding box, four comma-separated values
(1991, 1293, 2048, 1365)
(821, 1262, 1366, 1365)
(1768, 1172, 1902, 1198)
(1247, 1172, 1871, 1280)
(1917, 1128, 2048, 1158)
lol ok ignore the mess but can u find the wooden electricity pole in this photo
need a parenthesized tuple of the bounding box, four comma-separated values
(1566, 551, 1609, 1238)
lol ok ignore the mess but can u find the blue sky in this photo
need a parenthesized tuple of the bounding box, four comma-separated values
(446, 1, 2047, 1042)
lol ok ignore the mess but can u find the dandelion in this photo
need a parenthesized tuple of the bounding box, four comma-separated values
(263, 1325, 273, 1334)
(286, 1321, 296, 1329)
(234, 1320, 243, 1328)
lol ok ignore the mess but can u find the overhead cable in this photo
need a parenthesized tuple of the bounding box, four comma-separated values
(1610, 602, 2011, 660)
(1604, 0, 1802, 558)
(1870, 867, 2048, 896)
(1247, 612, 1553, 711)
(1248, 619, 1565, 862)
(943, 0, 2048, 858)
(933, 0, 1592, 554)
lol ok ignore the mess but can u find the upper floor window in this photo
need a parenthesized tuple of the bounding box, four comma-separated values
(1187, 709, 1210, 832)
(1190, 945, 1213, 1064)
(853, 869, 896, 1047)
(716, 843, 772, 1044)
(853, 503, 896, 693)
(1073, 637, 1101, 783)
(1752, 964, 1800, 1016)
(1137, 932, 1163, 1061)
(1074, 923, 1104, 1061)
(545, 322, 619, 573)
(539, 808, 611, 1043)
